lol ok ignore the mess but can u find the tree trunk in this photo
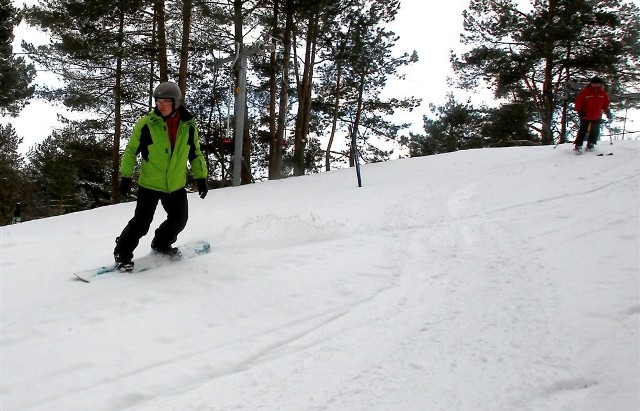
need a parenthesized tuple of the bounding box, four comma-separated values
(242, 98, 252, 184)
(268, 0, 279, 180)
(541, 0, 556, 145)
(350, 74, 365, 167)
(325, 39, 347, 171)
(155, 0, 168, 82)
(559, 45, 571, 144)
(111, 6, 125, 203)
(293, 14, 317, 176)
(112, 54, 123, 203)
(178, 0, 192, 96)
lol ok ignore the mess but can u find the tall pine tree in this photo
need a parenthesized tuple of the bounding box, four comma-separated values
(452, 0, 640, 145)
(24, 0, 155, 202)
(0, 124, 26, 224)
(0, 0, 35, 115)
(315, 0, 419, 170)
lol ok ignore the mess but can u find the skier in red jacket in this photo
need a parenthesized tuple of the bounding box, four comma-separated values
(574, 76, 611, 151)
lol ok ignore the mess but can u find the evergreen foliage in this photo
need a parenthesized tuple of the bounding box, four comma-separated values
(314, 0, 420, 170)
(23, 0, 154, 203)
(0, 0, 35, 115)
(26, 123, 112, 216)
(0, 124, 27, 224)
(409, 94, 483, 156)
(452, 0, 640, 145)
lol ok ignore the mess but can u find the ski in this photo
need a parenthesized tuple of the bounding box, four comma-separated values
(572, 148, 613, 156)
(73, 240, 211, 283)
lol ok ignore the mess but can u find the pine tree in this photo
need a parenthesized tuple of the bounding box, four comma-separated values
(410, 94, 482, 156)
(453, 0, 640, 145)
(0, 0, 35, 115)
(0, 124, 26, 224)
(315, 0, 419, 170)
(24, 0, 154, 202)
(480, 102, 538, 147)
(26, 124, 111, 216)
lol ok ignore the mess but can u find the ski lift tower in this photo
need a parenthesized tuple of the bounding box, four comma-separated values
(214, 39, 272, 186)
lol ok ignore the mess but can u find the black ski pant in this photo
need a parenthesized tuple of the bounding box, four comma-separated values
(114, 186, 188, 259)
(575, 119, 602, 147)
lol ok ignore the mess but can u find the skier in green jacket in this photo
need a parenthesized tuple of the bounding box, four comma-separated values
(113, 81, 208, 272)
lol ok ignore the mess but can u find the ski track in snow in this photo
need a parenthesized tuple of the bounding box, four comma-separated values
(1, 143, 639, 411)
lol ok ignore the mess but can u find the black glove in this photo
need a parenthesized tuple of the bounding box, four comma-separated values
(578, 111, 585, 119)
(197, 178, 208, 199)
(119, 177, 132, 196)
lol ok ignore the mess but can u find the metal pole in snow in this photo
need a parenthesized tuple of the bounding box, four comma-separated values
(350, 119, 362, 188)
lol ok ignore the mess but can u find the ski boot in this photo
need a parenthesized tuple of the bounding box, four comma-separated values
(114, 253, 134, 272)
(151, 240, 182, 260)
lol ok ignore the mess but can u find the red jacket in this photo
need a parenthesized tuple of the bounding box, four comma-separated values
(575, 84, 610, 121)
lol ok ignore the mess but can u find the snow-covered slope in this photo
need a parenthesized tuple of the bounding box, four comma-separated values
(2, 142, 639, 411)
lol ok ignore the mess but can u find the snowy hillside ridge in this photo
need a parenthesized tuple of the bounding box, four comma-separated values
(1, 141, 639, 411)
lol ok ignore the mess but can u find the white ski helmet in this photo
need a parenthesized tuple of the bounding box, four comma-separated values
(153, 81, 182, 109)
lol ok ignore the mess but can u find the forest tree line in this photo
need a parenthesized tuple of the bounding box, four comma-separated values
(1, 0, 639, 224)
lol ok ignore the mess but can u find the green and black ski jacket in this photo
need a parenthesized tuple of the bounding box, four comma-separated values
(120, 106, 207, 193)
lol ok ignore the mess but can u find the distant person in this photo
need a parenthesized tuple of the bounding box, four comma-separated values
(574, 76, 611, 151)
(12, 202, 21, 224)
(113, 81, 209, 272)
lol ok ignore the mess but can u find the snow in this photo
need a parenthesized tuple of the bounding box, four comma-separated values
(1, 142, 639, 411)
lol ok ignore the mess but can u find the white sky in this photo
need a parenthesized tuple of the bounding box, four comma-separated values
(3, 0, 638, 155)
(2, 142, 639, 409)
(383, 0, 473, 130)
